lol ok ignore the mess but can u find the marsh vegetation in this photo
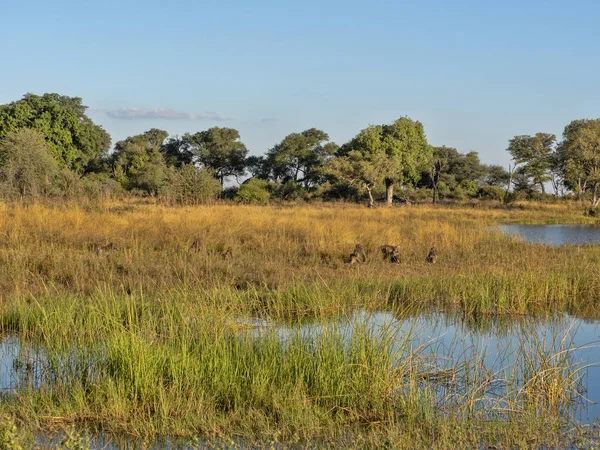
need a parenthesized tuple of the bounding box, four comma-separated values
(0, 200, 598, 448)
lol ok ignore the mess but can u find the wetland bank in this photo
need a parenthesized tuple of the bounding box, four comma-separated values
(1, 200, 600, 449)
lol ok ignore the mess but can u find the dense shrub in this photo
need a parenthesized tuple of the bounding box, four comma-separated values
(235, 178, 271, 204)
(160, 165, 221, 204)
(0, 128, 57, 198)
(479, 185, 505, 201)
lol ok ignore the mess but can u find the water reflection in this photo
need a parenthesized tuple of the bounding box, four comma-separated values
(3, 310, 600, 447)
(253, 310, 600, 422)
(495, 224, 600, 245)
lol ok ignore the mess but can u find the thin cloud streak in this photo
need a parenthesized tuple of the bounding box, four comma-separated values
(106, 108, 230, 121)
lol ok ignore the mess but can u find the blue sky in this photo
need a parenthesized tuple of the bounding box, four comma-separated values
(1, 0, 599, 166)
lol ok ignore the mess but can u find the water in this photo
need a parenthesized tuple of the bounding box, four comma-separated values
(495, 224, 600, 245)
(250, 311, 600, 422)
(4, 311, 600, 448)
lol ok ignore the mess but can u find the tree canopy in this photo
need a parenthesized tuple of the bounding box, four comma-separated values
(339, 117, 432, 205)
(0, 93, 110, 172)
(110, 128, 169, 194)
(183, 127, 248, 185)
(556, 119, 600, 207)
(261, 128, 338, 188)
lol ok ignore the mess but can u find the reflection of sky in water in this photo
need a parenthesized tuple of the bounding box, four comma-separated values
(3, 310, 600, 448)
(495, 224, 600, 245)
(254, 311, 600, 422)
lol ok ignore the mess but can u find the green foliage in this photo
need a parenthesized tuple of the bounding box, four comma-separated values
(60, 427, 91, 450)
(160, 135, 194, 168)
(507, 133, 555, 194)
(338, 117, 432, 205)
(0, 128, 58, 198)
(0, 416, 25, 450)
(262, 129, 338, 188)
(161, 164, 221, 205)
(81, 173, 122, 199)
(111, 129, 169, 194)
(0, 93, 110, 172)
(327, 147, 391, 206)
(478, 185, 506, 201)
(235, 178, 271, 204)
(183, 127, 248, 185)
(420, 146, 488, 202)
(557, 119, 600, 207)
(485, 165, 510, 187)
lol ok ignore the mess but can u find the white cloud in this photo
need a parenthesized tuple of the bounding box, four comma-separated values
(106, 108, 230, 121)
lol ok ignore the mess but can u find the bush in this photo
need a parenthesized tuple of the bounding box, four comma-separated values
(274, 180, 309, 201)
(235, 178, 271, 204)
(0, 128, 58, 198)
(322, 182, 362, 202)
(81, 173, 122, 200)
(478, 185, 505, 201)
(160, 165, 221, 205)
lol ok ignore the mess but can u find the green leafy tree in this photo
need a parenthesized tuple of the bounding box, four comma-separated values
(507, 133, 555, 194)
(328, 149, 389, 207)
(111, 129, 169, 194)
(420, 147, 488, 202)
(183, 127, 248, 186)
(0, 128, 58, 198)
(0, 93, 110, 172)
(160, 135, 195, 168)
(341, 117, 432, 206)
(485, 165, 511, 187)
(556, 119, 600, 207)
(262, 128, 338, 188)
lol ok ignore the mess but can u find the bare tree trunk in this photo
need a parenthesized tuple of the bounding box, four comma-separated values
(593, 184, 600, 208)
(385, 180, 394, 206)
(504, 164, 514, 202)
(366, 186, 375, 207)
(539, 181, 545, 195)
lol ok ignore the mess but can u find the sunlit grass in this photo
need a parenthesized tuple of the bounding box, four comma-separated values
(0, 199, 599, 447)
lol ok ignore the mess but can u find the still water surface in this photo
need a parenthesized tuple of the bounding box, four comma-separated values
(495, 224, 600, 245)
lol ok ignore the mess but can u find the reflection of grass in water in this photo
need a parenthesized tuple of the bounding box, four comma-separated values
(0, 296, 595, 448)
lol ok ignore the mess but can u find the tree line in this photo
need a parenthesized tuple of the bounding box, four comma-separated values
(1, 93, 599, 209)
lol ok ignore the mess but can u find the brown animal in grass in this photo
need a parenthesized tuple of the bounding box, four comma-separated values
(349, 244, 366, 264)
(425, 247, 438, 263)
(222, 246, 233, 261)
(381, 245, 400, 263)
(188, 237, 203, 253)
(95, 242, 115, 257)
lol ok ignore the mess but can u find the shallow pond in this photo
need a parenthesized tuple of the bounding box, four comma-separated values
(3, 310, 600, 448)
(495, 224, 600, 245)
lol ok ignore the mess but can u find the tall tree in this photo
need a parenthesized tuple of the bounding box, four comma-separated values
(506, 133, 555, 194)
(111, 129, 169, 194)
(262, 128, 338, 188)
(0, 93, 110, 172)
(327, 149, 388, 207)
(160, 135, 195, 168)
(428, 146, 456, 203)
(419, 147, 488, 202)
(342, 117, 432, 206)
(556, 119, 600, 207)
(485, 165, 511, 187)
(184, 127, 248, 186)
